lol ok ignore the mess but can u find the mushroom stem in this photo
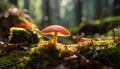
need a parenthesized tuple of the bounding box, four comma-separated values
(53, 32, 58, 46)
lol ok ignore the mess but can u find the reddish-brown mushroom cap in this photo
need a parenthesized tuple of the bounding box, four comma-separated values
(15, 23, 32, 29)
(42, 25, 71, 36)
(42, 25, 71, 46)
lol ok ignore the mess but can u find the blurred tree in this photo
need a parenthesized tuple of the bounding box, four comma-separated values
(40, 0, 51, 28)
(18, 0, 43, 24)
(57, 0, 77, 27)
(49, 0, 60, 25)
(18, 0, 24, 9)
(29, 0, 43, 24)
(9, 0, 17, 6)
(74, 0, 82, 25)
(81, 0, 113, 23)
(24, 0, 29, 9)
(114, 0, 120, 16)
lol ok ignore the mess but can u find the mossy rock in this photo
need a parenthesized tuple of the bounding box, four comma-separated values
(9, 27, 42, 46)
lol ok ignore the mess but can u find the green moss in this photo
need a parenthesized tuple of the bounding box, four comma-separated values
(2, 28, 120, 69)
(98, 45, 120, 68)
(0, 51, 30, 69)
(9, 27, 42, 46)
(24, 41, 72, 69)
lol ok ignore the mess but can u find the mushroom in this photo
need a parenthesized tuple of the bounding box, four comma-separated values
(15, 23, 32, 29)
(42, 25, 71, 46)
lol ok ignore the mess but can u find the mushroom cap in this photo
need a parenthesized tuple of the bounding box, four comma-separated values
(42, 25, 71, 36)
(15, 23, 32, 29)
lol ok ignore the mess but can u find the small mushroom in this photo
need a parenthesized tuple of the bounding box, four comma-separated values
(42, 25, 71, 46)
(15, 23, 32, 29)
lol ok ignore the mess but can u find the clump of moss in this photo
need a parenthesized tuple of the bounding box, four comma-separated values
(98, 45, 120, 68)
(9, 27, 42, 46)
(77, 39, 120, 68)
(0, 51, 30, 69)
(24, 41, 71, 69)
